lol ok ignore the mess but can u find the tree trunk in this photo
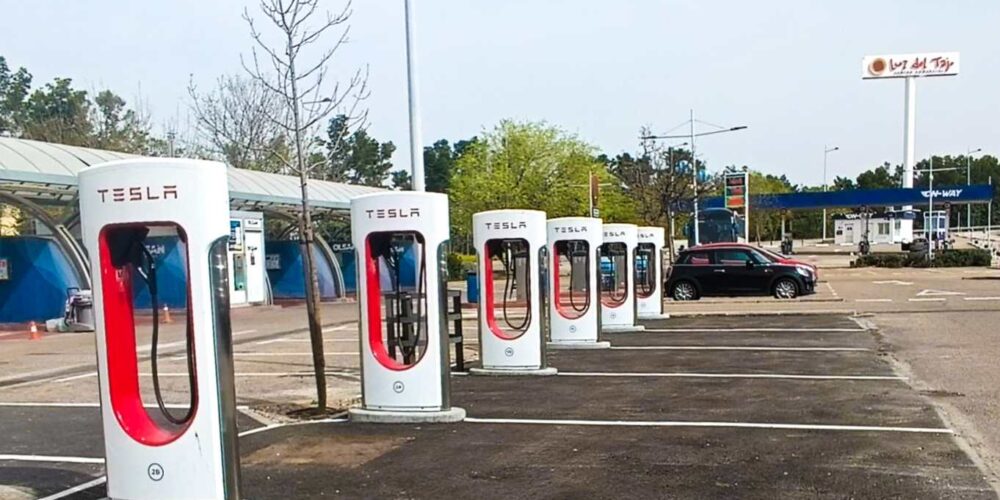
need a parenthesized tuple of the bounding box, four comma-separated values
(288, 35, 326, 410)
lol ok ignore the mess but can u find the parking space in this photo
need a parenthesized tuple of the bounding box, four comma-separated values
(665, 266, 1000, 316)
(5, 314, 994, 499)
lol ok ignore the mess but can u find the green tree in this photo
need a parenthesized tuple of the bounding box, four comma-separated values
(22, 77, 92, 146)
(450, 120, 636, 239)
(747, 171, 794, 242)
(0, 56, 32, 135)
(422, 138, 477, 193)
(322, 115, 395, 186)
(855, 162, 901, 189)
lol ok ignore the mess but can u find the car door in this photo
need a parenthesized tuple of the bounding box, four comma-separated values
(712, 248, 770, 293)
(677, 250, 714, 293)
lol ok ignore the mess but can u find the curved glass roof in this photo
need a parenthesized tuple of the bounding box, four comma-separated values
(0, 137, 383, 210)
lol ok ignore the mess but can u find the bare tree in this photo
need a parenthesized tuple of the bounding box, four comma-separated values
(188, 74, 289, 172)
(242, 0, 369, 410)
(608, 127, 718, 261)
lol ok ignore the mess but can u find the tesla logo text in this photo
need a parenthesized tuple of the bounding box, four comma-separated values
(555, 226, 587, 234)
(97, 185, 178, 203)
(366, 208, 421, 219)
(486, 221, 528, 230)
(639, 232, 655, 239)
(604, 231, 626, 238)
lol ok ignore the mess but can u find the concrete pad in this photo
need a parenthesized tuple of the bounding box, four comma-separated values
(348, 406, 466, 424)
(546, 341, 611, 350)
(638, 313, 671, 320)
(468, 367, 558, 377)
(602, 324, 646, 333)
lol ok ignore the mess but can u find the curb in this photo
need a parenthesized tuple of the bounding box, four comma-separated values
(664, 309, 858, 318)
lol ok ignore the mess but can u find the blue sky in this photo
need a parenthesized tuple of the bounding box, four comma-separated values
(4, 1, 998, 186)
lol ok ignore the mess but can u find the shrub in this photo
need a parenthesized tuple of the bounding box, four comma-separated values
(446, 253, 478, 280)
(853, 249, 990, 268)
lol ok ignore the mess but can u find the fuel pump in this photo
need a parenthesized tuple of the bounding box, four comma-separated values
(547, 217, 609, 349)
(470, 210, 556, 376)
(636, 226, 668, 319)
(600, 223, 644, 332)
(349, 192, 465, 423)
(79, 159, 240, 500)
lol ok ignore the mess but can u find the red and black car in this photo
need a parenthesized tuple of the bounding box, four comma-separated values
(665, 243, 817, 301)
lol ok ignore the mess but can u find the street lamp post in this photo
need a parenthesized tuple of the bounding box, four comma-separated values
(967, 147, 981, 235)
(404, 0, 425, 191)
(641, 112, 747, 247)
(823, 145, 839, 242)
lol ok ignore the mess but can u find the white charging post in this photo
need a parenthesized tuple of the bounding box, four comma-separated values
(349, 191, 465, 423)
(600, 223, 644, 332)
(470, 210, 556, 376)
(636, 226, 669, 319)
(547, 217, 609, 349)
(79, 159, 240, 499)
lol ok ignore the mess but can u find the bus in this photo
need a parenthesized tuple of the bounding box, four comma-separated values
(685, 208, 745, 247)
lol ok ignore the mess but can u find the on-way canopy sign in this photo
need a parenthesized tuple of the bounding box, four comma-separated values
(862, 52, 959, 79)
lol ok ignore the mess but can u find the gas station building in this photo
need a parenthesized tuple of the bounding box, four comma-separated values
(0, 137, 383, 324)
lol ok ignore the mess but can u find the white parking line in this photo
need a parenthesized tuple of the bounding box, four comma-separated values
(38, 477, 109, 500)
(233, 352, 359, 357)
(255, 338, 357, 345)
(824, 282, 839, 298)
(641, 328, 865, 333)
(908, 298, 946, 302)
(51, 373, 97, 383)
(140, 371, 359, 378)
(136, 329, 257, 353)
(609, 346, 870, 352)
(0, 454, 104, 464)
(37, 418, 351, 500)
(964, 297, 1000, 301)
(856, 299, 893, 303)
(543, 372, 903, 381)
(463, 417, 952, 434)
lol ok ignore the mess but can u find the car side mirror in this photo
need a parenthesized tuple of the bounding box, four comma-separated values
(746, 260, 755, 269)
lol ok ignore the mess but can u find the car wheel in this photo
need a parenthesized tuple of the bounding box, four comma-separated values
(773, 278, 799, 299)
(672, 281, 699, 301)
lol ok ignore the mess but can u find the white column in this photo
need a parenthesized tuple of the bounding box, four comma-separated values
(404, 0, 425, 191)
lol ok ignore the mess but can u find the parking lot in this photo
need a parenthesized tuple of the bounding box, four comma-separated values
(2, 302, 998, 498)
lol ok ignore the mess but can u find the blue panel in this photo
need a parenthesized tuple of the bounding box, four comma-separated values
(338, 251, 356, 292)
(0, 237, 82, 323)
(702, 184, 994, 211)
(265, 241, 338, 300)
(132, 236, 188, 311)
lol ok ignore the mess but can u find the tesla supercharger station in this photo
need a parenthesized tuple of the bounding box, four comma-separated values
(349, 191, 465, 423)
(547, 217, 609, 349)
(636, 226, 668, 319)
(79, 159, 240, 499)
(469, 210, 557, 376)
(600, 223, 644, 333)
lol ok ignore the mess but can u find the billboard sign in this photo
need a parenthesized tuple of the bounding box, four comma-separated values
(724, 172, 747, 209)
(862, 52, 959, 79)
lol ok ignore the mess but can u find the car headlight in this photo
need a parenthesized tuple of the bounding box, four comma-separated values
(795, 266, 812, 278)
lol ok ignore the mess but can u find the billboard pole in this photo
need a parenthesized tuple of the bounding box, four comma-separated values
(902, 77, 916, 229)
(743, 166, 750, 243)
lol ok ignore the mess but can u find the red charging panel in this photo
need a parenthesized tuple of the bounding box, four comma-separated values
(99, 225, 196, 446)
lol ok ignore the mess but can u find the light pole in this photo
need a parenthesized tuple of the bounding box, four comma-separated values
(823, 145, 839, 241)
(404, 0, 425, 191)
(641, 112, 747, 246)
(967, 147, 981, 235)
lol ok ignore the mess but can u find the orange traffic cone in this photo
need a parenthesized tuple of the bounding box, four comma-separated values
(162, 304, 173, 324)
(29, 321, 41, 340)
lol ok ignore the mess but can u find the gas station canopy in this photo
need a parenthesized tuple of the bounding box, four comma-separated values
(0, 137, 384, 211)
